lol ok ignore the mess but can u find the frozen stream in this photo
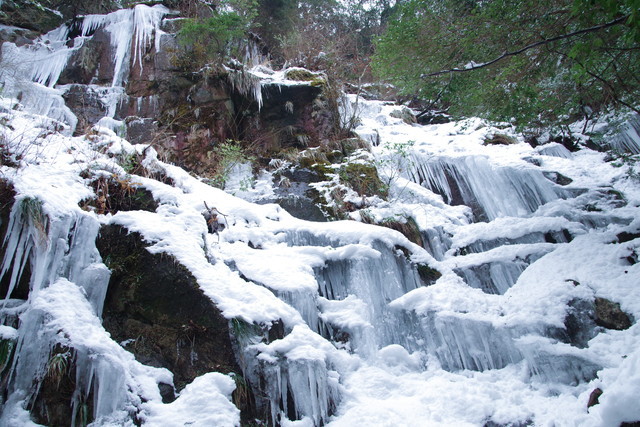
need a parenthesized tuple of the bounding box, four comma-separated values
(0, 5, 639, 427)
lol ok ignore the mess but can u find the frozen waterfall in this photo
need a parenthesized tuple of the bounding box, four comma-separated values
(0, 7, 639, 426)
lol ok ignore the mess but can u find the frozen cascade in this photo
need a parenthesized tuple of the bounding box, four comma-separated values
(71, 4, 170, 87)
(455, 260, 531, 295)
(0, 197, 146, 423)
(233, 324, 343, 426)
(408, 154, 565, 221)
(423, 313, 524, 372)
(607, 113, 640, 154)
(0, 4, 170, 131)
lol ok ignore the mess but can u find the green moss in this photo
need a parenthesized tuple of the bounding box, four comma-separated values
(339, 162, 387, 198)
(284, 68, 317, 81)
(0, 338, 15, 375)
(417, 263, 442, 285)
(380, 216, 423, 247)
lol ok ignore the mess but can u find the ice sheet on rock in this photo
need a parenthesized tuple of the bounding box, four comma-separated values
(606, 113, 640, 154)
(536, 143, 574, 158)
(245, 325, 350, 426)
(408, 155, 564, 220)
(449, 216, 584, 254)
(456, 260, 531, 295)
(78, 5, 170, 86)
(2, 280, 172, 426)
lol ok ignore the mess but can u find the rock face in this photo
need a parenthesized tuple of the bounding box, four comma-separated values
(594, 297, 633, 330)
(96, 225, 242, 392)
(0, 0, 63, 33)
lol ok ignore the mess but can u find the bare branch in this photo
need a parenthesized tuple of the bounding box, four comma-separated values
(422, 15, 629, 78)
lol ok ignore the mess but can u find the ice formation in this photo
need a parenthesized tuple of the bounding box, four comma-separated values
(0, 5, 639, 427)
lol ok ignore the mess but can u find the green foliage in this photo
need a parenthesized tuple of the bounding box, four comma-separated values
(177, 6, 252, 68)
(20, 196, 48, 244)
(339, 162, 387, 198)
(374, 140, 415, 197)
(416, 263, 442, 285)
(45, 348, 71, 389)
(207, 140, 255, 189)
(373, 0, 640, 130)
(0, 339, 15, 375)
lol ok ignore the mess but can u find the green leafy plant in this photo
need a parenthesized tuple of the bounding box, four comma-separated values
(45, 348, 71, 389)
(208, 140, 255, 189)
(20, 196, 48, 245)
(0, 339, 15, 375)
(373, 0, 640, 130)
(177, 6, 252, 68)
(374, 140, 415, 199)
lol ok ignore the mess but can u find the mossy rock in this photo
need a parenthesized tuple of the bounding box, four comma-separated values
(285, 68, 319, 81)
(98, 224, 263, 421)
(97, 225, 244, 391)
(0, 0, 63, 33)
(339, 162, 387, 198)
(376, 216, 423, 247)
(483, 133, 518, 146)
(416, 263, 442, 285)
(594, 297, 633, 330)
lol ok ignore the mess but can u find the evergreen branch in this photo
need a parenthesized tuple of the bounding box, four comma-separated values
(422, 15, 629, 78)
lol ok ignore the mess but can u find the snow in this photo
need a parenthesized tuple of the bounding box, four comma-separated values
(1, 10, 640, 424)
(142, 373, 240, 427)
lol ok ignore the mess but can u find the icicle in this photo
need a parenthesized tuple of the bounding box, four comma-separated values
(608, 114, 640, 154)
(409, 155, 564, 220)
(227, 68, 264, 110)
(423, 314, 524, 372)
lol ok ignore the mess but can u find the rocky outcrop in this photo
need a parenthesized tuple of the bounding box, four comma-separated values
(96, 225, 243, 392)
(594, 297, 633, 330)
(0, 0, 63, 33)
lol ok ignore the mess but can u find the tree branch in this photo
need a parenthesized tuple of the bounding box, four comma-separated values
(422, 15, 629, 78)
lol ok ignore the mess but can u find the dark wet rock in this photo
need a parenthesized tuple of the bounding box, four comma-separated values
(550, 135, 579, 152)
(483, 133, 517, 146)
(0, 0, 63, 33)
(543, 171, 573, 186)
(416, 111, 451, 125)
(62, 84, 110, 132)
(58, 27, 114, 85)
(0, 25, 38, 46)
(563, 298, 599, 348)
(125, 116, 158, 145)
(587, 387, 603, 408)
(389, 106, 416, 124)
(617, 230, 640, 243)
(522, 157, 542, 166)
(273, 167, 327, 222)
(97, 225, 244, 392)
(158, 382, 176, 404)
(594, 297, 633, 330)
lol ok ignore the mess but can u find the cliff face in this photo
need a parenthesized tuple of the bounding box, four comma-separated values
(0, 3, 342, 425)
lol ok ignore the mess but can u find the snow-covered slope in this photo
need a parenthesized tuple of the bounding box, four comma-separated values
(1, 5, 640, 427)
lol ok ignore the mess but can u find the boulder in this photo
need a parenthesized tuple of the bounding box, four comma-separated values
(97, 225, 245, 392)
(594, 297, 633, 330)
(0, 0, 63, 33)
